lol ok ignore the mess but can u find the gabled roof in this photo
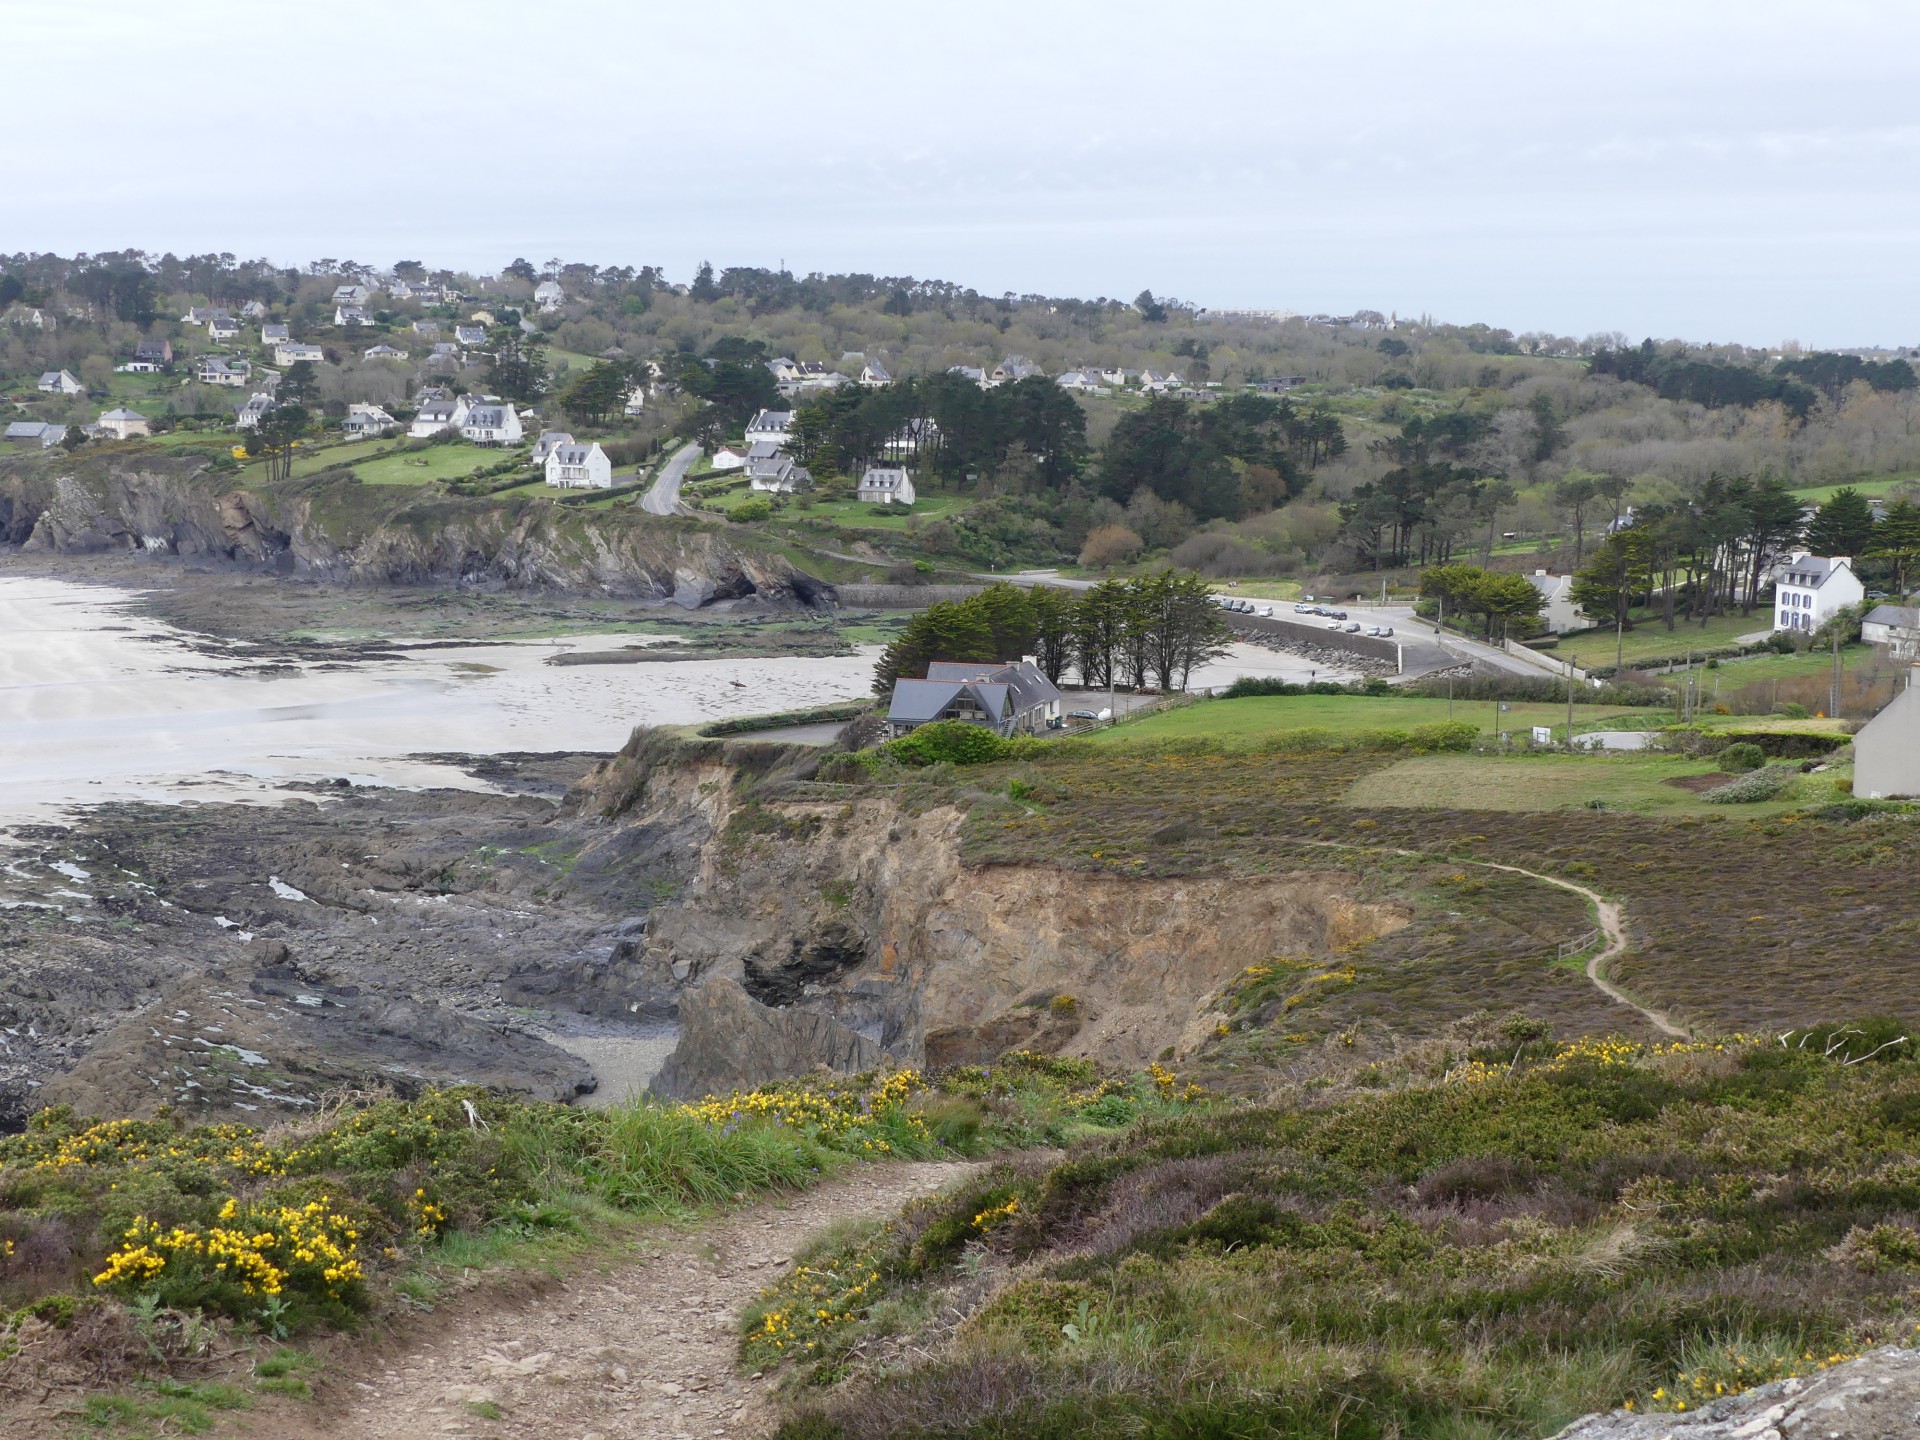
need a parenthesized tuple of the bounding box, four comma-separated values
(1865, 603, 1920, 631)
(550, 442, 603, 466)
(746, 408, 794, 430)
(463, 405, 512, 426)
(99, 407, 146, 421)
(1781, 555, 1855, 588)
(923, 659, 1062, 714)
(5, 421, 49, 439)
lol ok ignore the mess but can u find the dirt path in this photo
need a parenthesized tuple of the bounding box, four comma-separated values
(1290, 838, 1688, 1039)
(298, 1161, 973, 1440)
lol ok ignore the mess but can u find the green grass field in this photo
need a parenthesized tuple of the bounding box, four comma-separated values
(795, 492, 972, 531)
(1089, 694, 1653, 749)
(354, 445, 502, 486)
(1343, 750, 1837, 814)
(1554, 609, 1767, 668)
(1790, 474, 1919, 504)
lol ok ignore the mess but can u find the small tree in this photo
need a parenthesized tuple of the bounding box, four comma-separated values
(245, 405, 309, 482)
(1080, 523, 1143, 568)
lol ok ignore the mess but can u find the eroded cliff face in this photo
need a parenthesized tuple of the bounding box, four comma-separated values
(571, 744, 1412, 1087)
(0, 455, 830, 606)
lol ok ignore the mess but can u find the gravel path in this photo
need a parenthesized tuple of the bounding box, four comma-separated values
(317, 1161, 974, 1440)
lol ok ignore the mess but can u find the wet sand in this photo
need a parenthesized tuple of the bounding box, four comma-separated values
(0, 576, 880, 824)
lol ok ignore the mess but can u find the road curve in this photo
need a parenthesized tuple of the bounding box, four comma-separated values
(640, 442, 702, 516)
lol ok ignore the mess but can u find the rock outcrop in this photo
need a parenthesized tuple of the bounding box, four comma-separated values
(0, 453, 833, 608)
(649, 978, 890, 1101)
(1551, 1346, 1920, 1440)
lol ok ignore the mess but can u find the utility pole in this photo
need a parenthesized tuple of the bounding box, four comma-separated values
(1830, 629, 1842, 719)
(1566, 658, 1575, 743)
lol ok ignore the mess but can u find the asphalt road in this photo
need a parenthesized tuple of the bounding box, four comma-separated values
(640, 442, 702, 516)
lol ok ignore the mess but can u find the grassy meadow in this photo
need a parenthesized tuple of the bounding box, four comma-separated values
(1090, 693, 1652, 749)
(1344, 750, 1840, 815)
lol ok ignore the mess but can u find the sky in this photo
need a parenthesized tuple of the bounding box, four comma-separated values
(7, 0, 1919, 347)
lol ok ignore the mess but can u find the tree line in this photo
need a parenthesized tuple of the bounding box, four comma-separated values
(874, 577, 1234, 696)
(1589, 339, 1917, 420)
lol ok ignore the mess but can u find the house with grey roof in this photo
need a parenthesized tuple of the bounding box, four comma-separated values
(208, 313, 241, 340)
(1525, 570, 1587, 633)
(989, 356, 1042, 386)
(95, 407, 150, 440)
(331, 283, 373, 308)
(860, 358, 892, 387)
(261, 323, 291, 346)
(1854, 669, 1920, 799)
(745, 409, 795, 446)
(453, 324, 488, 347)
(5, 421, 67, 447)
(948, 364, 987, 387)
(235, 393, 275, 430)
(530, 430, 574, 464)
(1055, 369, 1104, 392)
(533, 279, 566, 311)
(1863, 603, 1920, 660)
(334, 305, 374, 327)
(134, 339, 173, 365)
(195, 356, 250, 387)
(275, 341, 325, 366)
(37, 369, 84, 395)
(1773, 553, 1864, 634)
(343, 403, 398, 438)
(857, 466, 915, 505)
(410, 398, 459, 437)
(746, 449, 812, 494)
(460, 402, 522, 445)
(362, 343, 408, 361)
(886, 659, 1062, 739)
(546, 441, 611, 489)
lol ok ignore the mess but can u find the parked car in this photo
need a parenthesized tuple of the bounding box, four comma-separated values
(1344, 622, 1362, 633)
(1293, 603, 1310, 613)
(1332, 610, 1349, 620)
(1066, 709, 1101, 721)
(1326, 619, 1344, 630)
(1259, 606, 1274, 617)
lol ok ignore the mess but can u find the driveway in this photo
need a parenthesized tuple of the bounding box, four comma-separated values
(640, 442, 702, 516)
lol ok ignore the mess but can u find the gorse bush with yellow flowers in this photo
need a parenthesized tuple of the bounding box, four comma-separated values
(0, 1057, 1191, 1339)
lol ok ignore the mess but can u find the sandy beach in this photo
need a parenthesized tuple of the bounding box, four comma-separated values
(0, 575, 880, 825)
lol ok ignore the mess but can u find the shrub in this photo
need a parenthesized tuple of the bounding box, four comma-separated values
(1700, 763, 1795, 803)
(881, 721, 1033, 767)
(731, 497, 773, 523)
(1716, 742, 1766, 773)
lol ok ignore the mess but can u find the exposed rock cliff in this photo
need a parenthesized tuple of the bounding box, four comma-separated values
(564, 735, 1413, 1094)
(0, 452, 833, 607)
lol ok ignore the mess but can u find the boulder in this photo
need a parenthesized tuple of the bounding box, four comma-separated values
(649, 979, 890, 1101)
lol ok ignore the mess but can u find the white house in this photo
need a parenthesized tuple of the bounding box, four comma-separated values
(460, 402, 522, 445)
(745, 409, 795, 445)
(533, 279, 566, 311)
(747, 450, 812, 494)
(331, 284, 373, 307)
(1853, 669, 1920, 799)
(5, 421, 66, 447)
(989, 355, 1042, 385)
(623, 385, 647, 416)
(948, 364, 987, 387)
(410, 397, 459, 437)
(342, 403, 398, 437)
(766, 357, 801, 385)
(709, 445, 748, 471)
(1525, 570, 1587, 633)
(37, 369, 84, 395)
(857, 466, 916, 505)
(1139, 368, 1179, 392)
(234, 393, 275, 430)
(860, 358, 893, 387)
(275, 342, 324, 366)
(1863, 603, 1920, 660)
(545, 441, 611, 489)
(181, 306, 222, 325)
(1055, 370, 1104, 392)
(240, 300, 268, 319)
(261, 323, 291, 346)
(195, 357, 250, 387)
(207, 313, 241, 341)
(529, 430, 574, 464)
(1097, 365, 1129, 387)
(1772, 553, 1864, 634)
(412, 320, 441, 337)
(886, 659, 1062, 739)
(334, 305, 374, 327)
(96, 407, 150, 440)
(362, 343, 408, 361)
(453, 324, 488, 347)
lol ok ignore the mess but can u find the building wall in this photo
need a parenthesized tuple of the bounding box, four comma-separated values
(1855, 682, 1920, 799)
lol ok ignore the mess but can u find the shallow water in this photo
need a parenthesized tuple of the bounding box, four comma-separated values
(0, 575, 881, 824)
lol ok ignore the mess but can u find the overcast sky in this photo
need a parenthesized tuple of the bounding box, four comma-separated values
(9, 0, 1918, 346)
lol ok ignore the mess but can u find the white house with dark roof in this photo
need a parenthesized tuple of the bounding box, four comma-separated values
(948, 364, 987, 387)
(207, 313, 241, 341)
(857, 466, 915, 505)
(343, 403, 398, 437)
(453, 324, 488, 347)
(195, 356, 250, 387)
(275, 341, 324, 367)
(460, 402, 522, 445)
(710, 445, 748, 471)
(545, 441, 611, 489)
(260, 323, 290, 346)
(37, 369, 84, 395)
(860, 358, 892, 387)
(334, 305, 374, 327)
(529, 430, 574, 464)
(1773, 553, 1863, 634)
(410, 397, 459, 437)
(234, 393, 275, 430)
(745, 409, 795, 445)
(362, 343, 408, 361)
(746, 452, 812, 494)
(1055, 369, 1104, 392)
(989, 356, 1042, 386)
(331, 284, 373, 308)
(412, 319, 441, 337)
(886, 659, 1062, 738)
(533, 280, 566, 311)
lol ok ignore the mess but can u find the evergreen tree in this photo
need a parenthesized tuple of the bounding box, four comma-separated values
(1805, 487, 1877, 558)
(1870, 498, 1920, 596)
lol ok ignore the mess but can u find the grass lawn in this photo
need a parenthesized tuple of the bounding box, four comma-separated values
(1790, 474, 1919, 504)
(1211, 578, 1307, 600)
(1343, 749, 1846, 815)
(1089, 694, 1655, 749)
(794, 493, 972, 532)
(354, 445, 502, 486)
(1554, 609, 1767, 668)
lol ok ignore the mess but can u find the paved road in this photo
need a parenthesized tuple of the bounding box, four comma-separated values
(640, 442, 702, 516)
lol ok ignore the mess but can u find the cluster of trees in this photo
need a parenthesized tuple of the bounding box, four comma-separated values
(874, 576, 1233, 695)
(1339, 411, 1520, 568)
(784, 371, 1086, 486)
(1417, 564, 1546, 640)
(1569, 482, 1920, 634)
(1590, 340, 1917, 420)
(1098, 395, 1344, 522)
